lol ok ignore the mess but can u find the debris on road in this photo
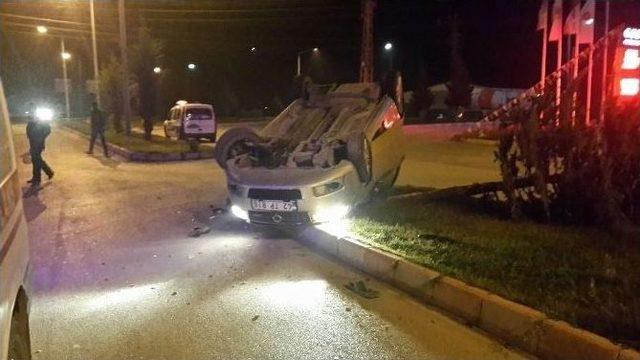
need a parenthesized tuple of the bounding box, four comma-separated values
(188, 225, 211, 237)
(171, 291, 177, 296)
(345, 280, 379, 299)
(251, 315, 259, 321)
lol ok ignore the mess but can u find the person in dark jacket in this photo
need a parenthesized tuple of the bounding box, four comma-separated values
(87, 101, 109, 157)
(26, 107, 54, 186)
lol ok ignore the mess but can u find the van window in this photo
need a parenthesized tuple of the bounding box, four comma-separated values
(0, 96, 13, 184)
(185, 108, 212, 120)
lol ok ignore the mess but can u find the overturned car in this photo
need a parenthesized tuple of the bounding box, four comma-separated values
(216, 75, 406, 225)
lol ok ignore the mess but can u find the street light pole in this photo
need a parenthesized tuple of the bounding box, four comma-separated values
(118, 0, 131, 135)
(296, 48, 319, 76)
(60, 38, 71, 119)
(90, 0, 100, 106)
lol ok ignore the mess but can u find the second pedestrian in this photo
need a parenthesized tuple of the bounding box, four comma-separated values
(87, 101, 109, 157)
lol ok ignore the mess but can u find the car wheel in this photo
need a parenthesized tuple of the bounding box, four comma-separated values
(209, 133, 216, 143)
(347, 132, 372, 183)
(214, 127, 262, 169)
(8, 293, 31, 360)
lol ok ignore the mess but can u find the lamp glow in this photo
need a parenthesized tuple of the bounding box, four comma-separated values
(153, 66, 162, 74)
(187, 63, 196, 70)
(36, 25, 48, 34)
(584, 18, 594, 26)
(35, 107, 54, 121)
(61, 51, 71, 60)
(384, 42, 393, 51)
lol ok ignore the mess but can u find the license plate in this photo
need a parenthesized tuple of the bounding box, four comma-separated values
(251, 199, 297, 212)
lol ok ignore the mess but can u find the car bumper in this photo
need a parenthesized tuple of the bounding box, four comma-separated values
(226, 162, 366, 225)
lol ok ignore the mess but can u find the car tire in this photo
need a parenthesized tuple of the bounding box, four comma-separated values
(214, 127, 262, 169)
(209, 133, 216, 143)
(8, 292, 31, 360)
(347, 132, 372, 183)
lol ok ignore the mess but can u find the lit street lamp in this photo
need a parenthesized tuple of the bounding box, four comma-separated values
(187, 63, 197, 71)
(153, 66, 162, 74)
(36, 25, 71, 118)
(296, 47, 319, 76)
(250, 46, 257, 52)
(384, 42, 394, 70)
(60, 39, 71, 119)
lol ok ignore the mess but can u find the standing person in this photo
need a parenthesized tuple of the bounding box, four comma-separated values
(87, 101, 109, 157)
(26, 105, 54, 187)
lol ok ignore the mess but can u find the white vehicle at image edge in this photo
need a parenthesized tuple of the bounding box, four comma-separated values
(216, 72, 406, 225)
(163, 101, 216, 142)
(0, 78, 32, 359)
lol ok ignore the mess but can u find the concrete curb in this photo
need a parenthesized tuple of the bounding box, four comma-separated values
(296, 226, 640, 360)
(61, 125, 214, 162)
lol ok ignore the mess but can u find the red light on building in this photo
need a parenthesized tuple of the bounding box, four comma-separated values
(612, 28, 640, 99)
(620, 78, 640, 96)
(622, 49, 640, 70)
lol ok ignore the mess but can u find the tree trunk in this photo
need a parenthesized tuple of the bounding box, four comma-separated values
(143, 116, 153, 140)
(112, 113, 123, 133)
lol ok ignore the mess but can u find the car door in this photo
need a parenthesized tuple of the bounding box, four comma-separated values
(369, 100, 404, 182)
(167, 108, 180, 136)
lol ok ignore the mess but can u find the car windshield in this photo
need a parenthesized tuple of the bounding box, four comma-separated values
(185, 108, 212, 120)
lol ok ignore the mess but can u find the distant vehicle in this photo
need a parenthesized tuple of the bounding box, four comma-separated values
(0, 78, 32, 359)
(216, 74, 406, 226)
(163, 101, 216, 142)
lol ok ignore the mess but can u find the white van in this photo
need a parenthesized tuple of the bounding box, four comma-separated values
(163, 101, 216, 142)
(0, 79, 31, 358)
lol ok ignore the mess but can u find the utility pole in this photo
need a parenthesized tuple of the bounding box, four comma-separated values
(118, 0, 131, 135)
(61, 38, 71, 119)
(359, 0, 375, 83)
(90, 0, 100, 106)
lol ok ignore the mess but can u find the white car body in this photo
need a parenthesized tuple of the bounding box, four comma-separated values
(163, 102, 216, 141)
(0, 78, 30, 359)
(223, 82, 405, 225)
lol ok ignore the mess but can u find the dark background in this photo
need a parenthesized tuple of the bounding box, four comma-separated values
(1, 0, 639, 116)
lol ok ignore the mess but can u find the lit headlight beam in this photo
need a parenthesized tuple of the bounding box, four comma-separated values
(35, 107, 54, 121)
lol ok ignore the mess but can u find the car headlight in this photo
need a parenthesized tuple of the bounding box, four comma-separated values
(230, 205, 249, 221)
(35, 107, 54, 121)
(312, 181, 343, 197)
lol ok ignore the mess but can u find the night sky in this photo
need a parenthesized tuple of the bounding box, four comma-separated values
(1, 0, 639, 115)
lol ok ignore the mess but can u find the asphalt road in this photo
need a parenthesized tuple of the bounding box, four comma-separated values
(13, 124, 524, 360)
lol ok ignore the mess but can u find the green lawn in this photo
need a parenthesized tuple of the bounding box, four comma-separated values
(61, 119, 212, 154)
(351, 194, 640, 347)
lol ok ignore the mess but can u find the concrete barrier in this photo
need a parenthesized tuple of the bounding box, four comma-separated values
(296, 228, 640, 359)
